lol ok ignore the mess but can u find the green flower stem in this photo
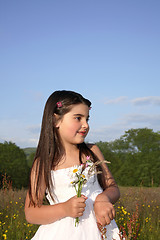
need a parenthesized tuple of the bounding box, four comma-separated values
(75, 181, 83, 226)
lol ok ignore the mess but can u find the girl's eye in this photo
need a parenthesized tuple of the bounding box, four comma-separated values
(76, 117, 81, 121)
(75, 116, 89, 122)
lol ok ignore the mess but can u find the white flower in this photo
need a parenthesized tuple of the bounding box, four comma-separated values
(69, 156, 98, 226)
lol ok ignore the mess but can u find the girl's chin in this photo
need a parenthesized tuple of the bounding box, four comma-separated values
(78, 137, 87, 144)
(73, 136, 85, 144)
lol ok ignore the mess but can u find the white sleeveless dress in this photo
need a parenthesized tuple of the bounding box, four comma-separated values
(31, 167, 120, 240)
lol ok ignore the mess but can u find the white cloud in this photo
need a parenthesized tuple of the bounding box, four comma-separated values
(24, 90, 44, 102)
(103, 96, 160, 107)
(123, 113, 160, 125)
(0, 120, 40, 148)
(27, 125, 41, 135)
(0, 136, 38, 148)
(104, 96, 128, 105)
(87, 125, 124, 142)
(88, 113, 160, 143)
(131, 96, 160, 106)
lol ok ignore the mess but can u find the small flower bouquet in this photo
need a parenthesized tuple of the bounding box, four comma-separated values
(70, 156, 102, 226)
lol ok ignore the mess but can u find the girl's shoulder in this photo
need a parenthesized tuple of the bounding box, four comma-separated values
(87, 143, 98, 151)
(86, 143, 104, 160)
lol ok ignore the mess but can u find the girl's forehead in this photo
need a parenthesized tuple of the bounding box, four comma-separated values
(69, 103, 89, 114)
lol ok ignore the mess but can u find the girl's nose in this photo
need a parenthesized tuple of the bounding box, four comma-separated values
(82, 120, 89, 129)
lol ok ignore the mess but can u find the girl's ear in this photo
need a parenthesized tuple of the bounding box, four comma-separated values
(53, 113, 61, 128)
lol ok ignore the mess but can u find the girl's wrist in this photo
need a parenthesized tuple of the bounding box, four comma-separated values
(95, 192, 110, 203)
(61, 202, 69, 218)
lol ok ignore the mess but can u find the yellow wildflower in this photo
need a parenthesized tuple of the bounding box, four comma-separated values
(81, 174, 85, 178)
(145, 217, 149, 223)
(3, 234, 7, 239)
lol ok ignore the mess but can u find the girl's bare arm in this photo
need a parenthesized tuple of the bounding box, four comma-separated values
(25, 160, 87, 225)
(25, 193, 87, 225)
(91, 144, 120, 226)
(91, 144, 120, 202)
(25, 192, 65, 224)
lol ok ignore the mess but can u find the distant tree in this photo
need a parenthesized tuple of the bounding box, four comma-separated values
(119, 128, 160, 186)
(0, 141, 29, 188)
(121, 128, 160, 153)
(27, 151, 35, 168)
(96, 141, 122, 183)
(97, 128, 160, 187)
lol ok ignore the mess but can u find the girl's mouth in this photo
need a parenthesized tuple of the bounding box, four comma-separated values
(78, 131, 87, 136)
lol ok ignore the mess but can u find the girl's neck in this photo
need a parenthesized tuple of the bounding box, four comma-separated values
(55, 144, 81, 170)
(65, 144, 78, 155)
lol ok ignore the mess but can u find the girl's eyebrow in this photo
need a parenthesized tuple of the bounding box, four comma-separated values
(73, 113, 90, 118)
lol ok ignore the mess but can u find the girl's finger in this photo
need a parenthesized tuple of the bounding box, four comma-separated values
(107, 209, 114, 220)
(104, 214, 112, 225)
(112, 207, 115, 218)
(79, 207, 85, 213)
(81, 195, 88, 200)
(96, 216, 105, 226)
(78, 202, 86, 208)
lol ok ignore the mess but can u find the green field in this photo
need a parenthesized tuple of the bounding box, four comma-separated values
(0, 186, 159, 239)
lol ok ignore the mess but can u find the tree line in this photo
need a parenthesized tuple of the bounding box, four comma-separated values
(97, 128, 160, 187)
(0, 141, 29, 188)
(0, 128, 160, 189)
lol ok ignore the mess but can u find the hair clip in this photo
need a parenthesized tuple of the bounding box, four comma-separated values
(89, 107, 92, 110)
(56, 101, 63, 108)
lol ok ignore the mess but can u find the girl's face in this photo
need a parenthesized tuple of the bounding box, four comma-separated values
(56, 103, 90, 147)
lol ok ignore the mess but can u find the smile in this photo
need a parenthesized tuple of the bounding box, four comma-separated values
(78, 131, 87, 136)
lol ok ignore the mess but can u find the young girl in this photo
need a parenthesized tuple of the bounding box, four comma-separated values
(25, 90, 121, 240)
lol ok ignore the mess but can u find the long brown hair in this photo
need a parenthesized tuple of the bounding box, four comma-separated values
(29, 90, 105, 206)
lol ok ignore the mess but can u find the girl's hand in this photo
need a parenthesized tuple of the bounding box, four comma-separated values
(94, 193, 115, 226)
(64, 195, 87, 218)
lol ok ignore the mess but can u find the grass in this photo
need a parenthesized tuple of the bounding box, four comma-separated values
(0, 184, 160, 239)
(115, 187, 160, 239)
(0, 188, 38, 240)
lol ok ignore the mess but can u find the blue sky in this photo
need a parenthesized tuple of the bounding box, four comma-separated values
(0, 0, 160, 148)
